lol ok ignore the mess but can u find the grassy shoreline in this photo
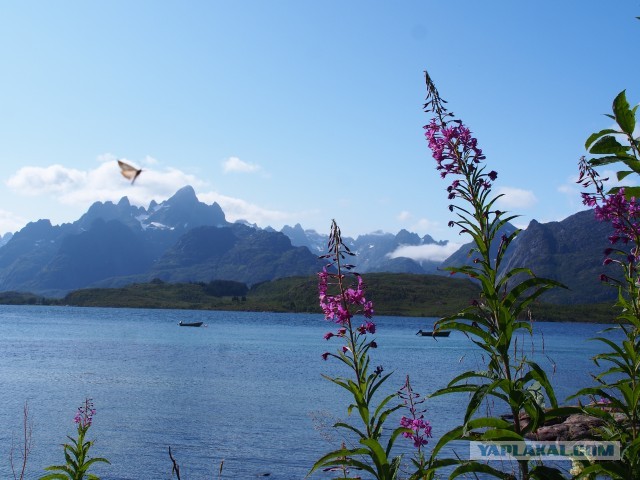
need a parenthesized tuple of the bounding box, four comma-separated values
(0, 273, 619, 323)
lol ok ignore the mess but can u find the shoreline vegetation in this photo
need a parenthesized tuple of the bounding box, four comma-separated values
(0, 273, 618, 323)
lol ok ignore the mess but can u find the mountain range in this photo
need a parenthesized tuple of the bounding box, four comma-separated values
(0, 185, 619, 304)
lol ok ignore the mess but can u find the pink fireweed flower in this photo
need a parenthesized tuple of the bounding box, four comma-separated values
(356, 320, 376, 335)
(593, 189, 640, 255)
(400, 416, 432, 448)
(424, 119, 485, 181)
(74, 398, 96, 429)
(399, 376, 431, 450)
(321, 352, 330, 361)
(363, 301, 374, 319)
(318, 220, 378, 369)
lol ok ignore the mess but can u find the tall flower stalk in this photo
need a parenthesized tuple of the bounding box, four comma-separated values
(398, 376, 432, 475)
(421, 71, 565, 480)
(40, 399, 109, 480)
(573, 89, 640, 479)
(309, 220, 428, 480)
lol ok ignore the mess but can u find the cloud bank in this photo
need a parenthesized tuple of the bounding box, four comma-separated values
(388, 242, 462, 262)
(5, 156, 294, 231)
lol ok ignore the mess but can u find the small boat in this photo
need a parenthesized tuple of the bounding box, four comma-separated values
(178, 321, 203, 327)
(416, 329, 451, 337)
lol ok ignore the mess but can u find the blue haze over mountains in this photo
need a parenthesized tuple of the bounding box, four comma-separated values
(0, 186, 619, 304)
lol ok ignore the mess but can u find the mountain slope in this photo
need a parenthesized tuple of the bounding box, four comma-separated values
(0, 185, 623, 304)
(499, 210, 619, 304)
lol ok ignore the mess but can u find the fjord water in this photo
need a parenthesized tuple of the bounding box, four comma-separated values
(0, 306, 620, 479)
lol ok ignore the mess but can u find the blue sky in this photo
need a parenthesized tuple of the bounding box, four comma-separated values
(0, 1, 638, 260)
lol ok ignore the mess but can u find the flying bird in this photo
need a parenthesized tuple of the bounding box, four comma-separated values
(118, 160, 143, 185)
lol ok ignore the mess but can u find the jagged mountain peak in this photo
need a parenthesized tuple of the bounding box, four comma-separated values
(165, 185, 198, 205)
(117, 196, 131, 207)
(395, 229, 421, 245)
(0, 183, 613, 305)
(78, 198, 143, 231)
(14, 219, 54, 239)
(144, 185, 227, 231)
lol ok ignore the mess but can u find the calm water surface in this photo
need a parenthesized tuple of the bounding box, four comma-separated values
(0, 306, 621, 479)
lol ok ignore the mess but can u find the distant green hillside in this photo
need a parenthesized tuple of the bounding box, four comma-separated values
(51, 273, 618, 323)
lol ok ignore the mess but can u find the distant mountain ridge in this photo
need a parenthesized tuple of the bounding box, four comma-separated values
(0, 186, 319, 297)
(0, 185, 617, 303)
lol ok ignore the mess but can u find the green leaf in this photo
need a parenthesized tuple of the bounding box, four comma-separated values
(585, 128, 622, 149)
(589, 154, 635, 167)
(307, 447, 371, 475)
(463, 382, 504, 426)
(589, 135, 629, 155)
(478, 428, 523, 441)
(360, 437, 389, 470)
(613, 90, 636, 136)
(428, 425, 465, 458)
(450, 462, 517, 479)
(577, 461, 628, 479)
(334, 421, 366, 439)
(617, 170, 635, 181)
(621, 186, 640, 198)
(525, 361, 558, 408)
(529, 465, 567, 480)
(465, 417, 513, 430)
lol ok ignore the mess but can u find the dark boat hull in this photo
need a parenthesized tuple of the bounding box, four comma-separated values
(179, 321, 203, 327)
(416, 330, 450, 337)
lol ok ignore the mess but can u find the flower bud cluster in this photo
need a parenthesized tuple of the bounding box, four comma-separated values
(423, 118, 487, 180)
(318, 270, 374, 326)
(399, 376, 432, 450)
(74, 398, 96, 429)
(399, 416, 432, 448)
(594, 189, 640, 252)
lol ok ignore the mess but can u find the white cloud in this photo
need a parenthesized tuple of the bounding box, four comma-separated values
(6, 157, 206, 212)
(6, 164, 87, 195)
(388, 242, 462, 262)
(3, 156, 306, 233)
(198, 191, 299, 227)
(222, 156, 260, 174)
(397, 210, 411, 222)
(396, 211, 442, 236)
(0, 209, 28, 234)
(494, 187, 537, 209)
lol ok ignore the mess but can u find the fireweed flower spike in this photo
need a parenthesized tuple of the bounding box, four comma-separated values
(572, 89, 640, 479)
(421, 70, 564, 480)
(309, 220, 428, 480)
(74, 398, 96, 429)
(399, 376, 432, 471)
(41, 398, 110, 480)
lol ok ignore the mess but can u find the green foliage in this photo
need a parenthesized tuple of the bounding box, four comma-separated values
(309, 221, 419, 479)
(584, 90, 640, 196)
(201, 279, 249, 297)
(573, 85, 640, 479)
(421, 71, 564, 479)
(0, 274, 609, 321)
(0, 291, 47, 305)
(40, 400, 109, 480)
